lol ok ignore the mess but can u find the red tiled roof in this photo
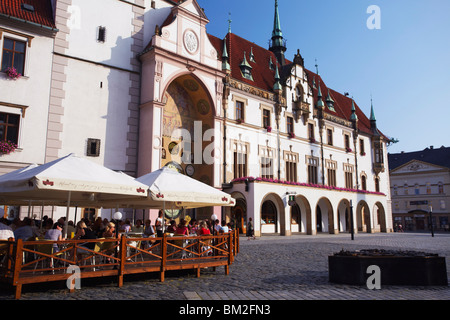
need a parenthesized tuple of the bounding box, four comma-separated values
(0, 0, 56, 29)
(209, 33, 280, 93)
(209, 32, 380, 137)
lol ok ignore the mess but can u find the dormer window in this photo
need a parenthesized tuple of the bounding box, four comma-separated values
(21, 4, 35, 12)
(239, 52, 253, 81)
(326, 90, 336, 112)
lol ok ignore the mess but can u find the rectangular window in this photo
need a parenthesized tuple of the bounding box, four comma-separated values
(286, 160, 297, 182)
(343, 163, 354, 189)
(287, 116, 294, 134)
(1, 38, 26, 75)
(97, 26, 106, 43)
(345, 172, 353, 189)
(308, 165, 318, 184)
(327, 168, 336, 187)
(344, 134, 350, 150)
(359, 139, 365, 155)
(233, 151, 247, 179)
(236, 101, 244, 122)
(261, 157, 274, 179)
(263, 109, 271, 128)
(307, 157, 319, 184)
(308, 123, 315, 142)
(0, 112, 20, 144)
(86, 138, 101, 157)
(327, 129, 333, 146)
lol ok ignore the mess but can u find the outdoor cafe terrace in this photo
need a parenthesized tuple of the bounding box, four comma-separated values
(0, 231, 239, 299)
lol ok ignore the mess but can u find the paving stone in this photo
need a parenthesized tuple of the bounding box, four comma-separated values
(2, 233, 449, 301)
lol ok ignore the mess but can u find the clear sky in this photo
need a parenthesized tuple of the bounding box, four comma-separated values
(197, 0, 450, 154)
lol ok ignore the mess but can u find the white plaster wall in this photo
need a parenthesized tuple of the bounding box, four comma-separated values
(0, 29, 54, 166)
(60, 59, 130, 170)
(67, 0, 134, 70)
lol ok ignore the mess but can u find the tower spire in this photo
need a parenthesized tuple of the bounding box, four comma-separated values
(269, 0, 286, 66)
(370, 96, 376, 121)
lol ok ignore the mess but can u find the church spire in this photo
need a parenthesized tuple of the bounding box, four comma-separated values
(269, 0, 287, 66)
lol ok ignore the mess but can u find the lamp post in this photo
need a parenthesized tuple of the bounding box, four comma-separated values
(350, 200, 355, 241)
(429, 205, 434, 238)
(211, 213, 218, 235)
(113, 211, 123, 265)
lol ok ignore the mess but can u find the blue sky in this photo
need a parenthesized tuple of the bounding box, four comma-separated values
(197, 0, 450, 154)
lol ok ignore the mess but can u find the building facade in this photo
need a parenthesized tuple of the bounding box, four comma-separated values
(389, 146, 450, 232)
(0, 0, 393, 235)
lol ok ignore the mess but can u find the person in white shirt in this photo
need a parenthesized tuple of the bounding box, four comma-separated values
(0, 220, 15, 241)
(221, 220, 229, 233)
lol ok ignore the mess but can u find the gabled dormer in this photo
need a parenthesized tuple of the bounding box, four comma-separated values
(239, 51, 253, 81)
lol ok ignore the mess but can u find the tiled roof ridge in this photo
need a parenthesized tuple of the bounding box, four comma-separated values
(0, 0, 56, 30)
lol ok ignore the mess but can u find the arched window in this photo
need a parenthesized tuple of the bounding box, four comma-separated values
(375, 177, 380, 192)
(361, 175, 367, 191)
(291, 203, 301, 232)
(261, 200, 277, 224)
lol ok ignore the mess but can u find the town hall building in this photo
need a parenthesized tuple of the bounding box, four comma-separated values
(0, 0, 393, 236)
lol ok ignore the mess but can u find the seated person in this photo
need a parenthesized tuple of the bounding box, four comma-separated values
(175, 219, 189, 236)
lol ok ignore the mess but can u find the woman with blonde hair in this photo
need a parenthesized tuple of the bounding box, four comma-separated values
(102, 222, 116, 238)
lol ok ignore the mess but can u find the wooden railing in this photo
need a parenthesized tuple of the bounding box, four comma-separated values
(0, 230, 239, 299)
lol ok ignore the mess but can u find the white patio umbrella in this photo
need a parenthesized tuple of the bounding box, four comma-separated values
(0, 154, 149, 236)
(99, 167, 236, 210)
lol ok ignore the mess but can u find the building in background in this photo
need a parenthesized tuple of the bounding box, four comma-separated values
(388, 146, 450, 232)
(0, 0, 393, 236)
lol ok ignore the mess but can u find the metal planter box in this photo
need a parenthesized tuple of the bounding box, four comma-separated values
(328, 250, 448, 286)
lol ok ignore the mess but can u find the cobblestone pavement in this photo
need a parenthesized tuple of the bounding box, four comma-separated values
(1, 232, 449, 301)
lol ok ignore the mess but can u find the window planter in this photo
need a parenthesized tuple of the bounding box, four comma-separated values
(4, 67, 22, 80)
(0, 141, 18, 155)
(288, 132, 295, 139)
(265, 126, 272, 133)
(345, 147, 353, 153)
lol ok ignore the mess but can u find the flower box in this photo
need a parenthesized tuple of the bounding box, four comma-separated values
(345, 147, 353, 153)
(265, 126, 272, 133)
(4, 67, 21, 80)
(288, 132, 295, 139)
(0, 141, 18, 155)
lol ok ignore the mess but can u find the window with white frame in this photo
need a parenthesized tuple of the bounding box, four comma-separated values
(1, 37, 26, 75)
(284, 150, 298, 183)
(260, 146, 274, 179)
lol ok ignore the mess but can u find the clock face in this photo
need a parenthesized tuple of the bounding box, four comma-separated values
(185, 164, 195, 176)
(184, 30, 198, 54)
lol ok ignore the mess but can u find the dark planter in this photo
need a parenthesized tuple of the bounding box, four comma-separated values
(329, 249, 448, 286)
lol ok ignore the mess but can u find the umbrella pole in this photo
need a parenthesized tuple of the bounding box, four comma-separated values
(64, 191, 71, 239)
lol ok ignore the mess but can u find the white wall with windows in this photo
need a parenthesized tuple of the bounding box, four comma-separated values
(0, 25, 55, 170)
